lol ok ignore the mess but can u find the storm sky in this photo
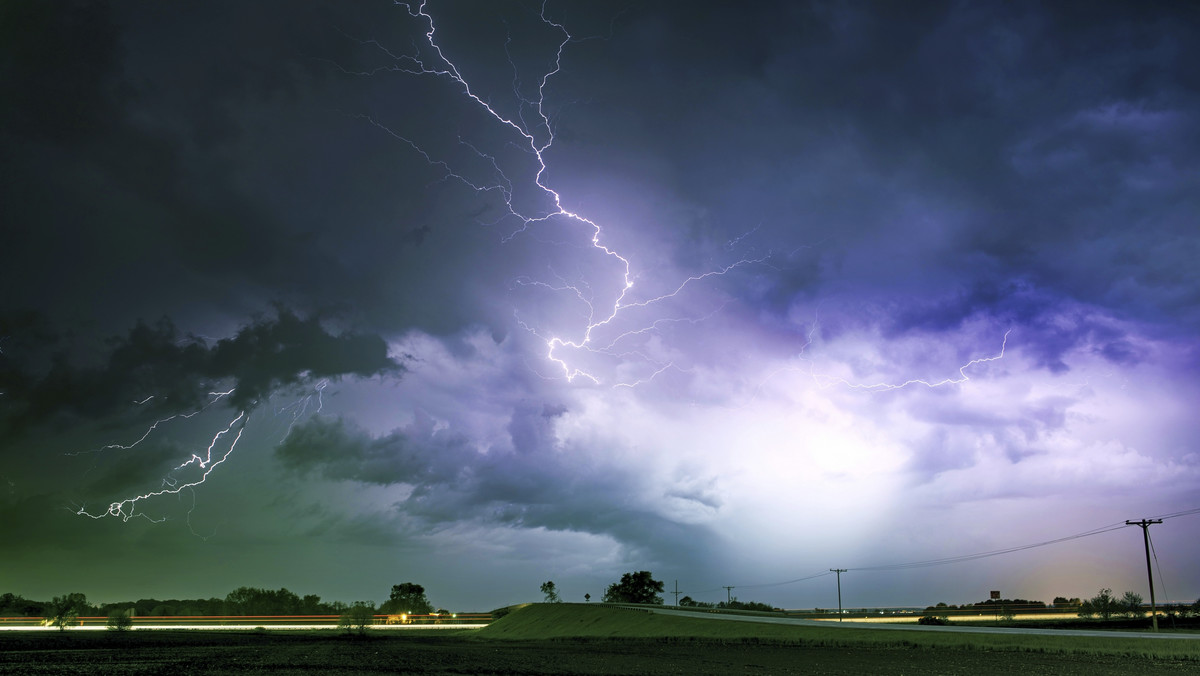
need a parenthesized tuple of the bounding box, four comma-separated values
(2, 0, 1198, 611)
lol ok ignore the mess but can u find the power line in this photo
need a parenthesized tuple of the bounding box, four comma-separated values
(847, 522, 1131, 572)
(676, 508, 1199, 600)
(1148, 506, 1200, 521)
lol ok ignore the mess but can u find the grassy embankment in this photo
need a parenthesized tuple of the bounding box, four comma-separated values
(476, 603, 1200, 661)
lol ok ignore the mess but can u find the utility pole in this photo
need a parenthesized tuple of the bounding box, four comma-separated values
(723, 586, 735, 604)
(830, 569, 847, 622)
(1126, 519, 1163, 631)
(672, 580, 680, 606)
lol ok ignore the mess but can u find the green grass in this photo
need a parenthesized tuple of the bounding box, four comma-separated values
(476, 603, 1200, 660)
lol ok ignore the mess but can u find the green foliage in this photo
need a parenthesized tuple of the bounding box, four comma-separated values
(918, 615, 951, 625)
(602, 571, 664, 605)
(718, 599, 775, 612)
(338, 601, 375, 634)
(45, 592, 88, 631)
(540, 581, 562, 603)
(106, 608, 133, 631)
(477, 604, 1200, 659)
(1119, 591, 1144, 618)
(0, 592, 44, 617)
(380, 582, 433, 615)
(224, 587, 305, 615)
(1079, 588, 1119, 619)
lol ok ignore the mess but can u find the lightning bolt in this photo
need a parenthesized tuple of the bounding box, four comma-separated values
(66, 388, 235, 457)
(276, 378, 328, 442)
(75, 410, 247, 523)
(808, 329, 1012, 392)
(343, 1, 777, 387)
(72, 378, 334, 525)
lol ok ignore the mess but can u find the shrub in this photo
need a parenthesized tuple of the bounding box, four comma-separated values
(1080, 588, 1117, 620)
(918, 615, 950, 625)
(106, 608, 133, 631)
(338, 602, 374, 635)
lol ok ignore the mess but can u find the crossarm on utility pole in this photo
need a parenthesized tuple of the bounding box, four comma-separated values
(1126, 519, 1163, 632)
(830, 569, 847, 622)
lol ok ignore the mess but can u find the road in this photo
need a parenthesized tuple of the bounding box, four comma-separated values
(648, 607, 1200, 640)
(0, 623, 485, 631)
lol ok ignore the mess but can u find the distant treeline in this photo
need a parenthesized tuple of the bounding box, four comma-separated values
(1, 587, 354, 618)
(677, 597, 776, 612)
(925, 597, 1055, 612)
(924, 593, 1200, 620)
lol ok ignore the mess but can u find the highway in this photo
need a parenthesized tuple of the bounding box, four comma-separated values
(648, 607, 1200, 640)
(0, 623, 486, 631)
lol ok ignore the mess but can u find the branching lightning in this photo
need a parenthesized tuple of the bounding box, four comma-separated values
(341, 1, 779, 387)
(62, 1, 1016, 531)
(812, 329, 1012, 392)
(277, 378, 328, 442)
(75, 410, 247, 523)
(71, 378, 331, 525)
(67, 388, 235, 457)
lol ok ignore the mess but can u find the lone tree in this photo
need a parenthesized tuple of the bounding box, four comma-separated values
(1079, 588, 1119, 620)
(540, 581, 562, 603)
(380, 583, 433, 616)
(45, 593, 88, 631)
(1120, 591, 1145, 618)
(106, 608, 133, 631)
(602, 571, 664, 605)
(338, 602, 375, 634)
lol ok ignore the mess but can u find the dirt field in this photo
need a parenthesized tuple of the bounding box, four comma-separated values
(1, 630, 1196, 675)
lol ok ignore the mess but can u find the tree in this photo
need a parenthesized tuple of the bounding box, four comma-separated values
(380, 583, 433, 616)
(45, 593, 88, 631)
(540, 581, 562, 603)
(601, 571, 664, 605)
(338, 602, 374, 635)
(0, 593, 43, 618)
(1120, 591, 1144, 618)
(1080, 588, 1118, 620)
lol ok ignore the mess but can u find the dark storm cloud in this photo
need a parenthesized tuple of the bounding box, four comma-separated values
(1, 309, 400, 431)
(889, 278, 1146, 372)
(276, 408, 714, 559)
(0, 0, 416, 336)
(552, 1, 1200, 346)
(2, 0, 1198, 610)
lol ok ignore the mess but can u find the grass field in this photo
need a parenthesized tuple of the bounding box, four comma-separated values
(2, 604, 1197, 675)
(479, 603, 1200, 660)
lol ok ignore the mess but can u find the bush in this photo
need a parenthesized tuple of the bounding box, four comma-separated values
(338, 602, 374, 634)
(106, 608, 133, 631)
(918, 615, 950, 625)
(1120, 591, 1144, 618)
(1080, 588, 1117, 620)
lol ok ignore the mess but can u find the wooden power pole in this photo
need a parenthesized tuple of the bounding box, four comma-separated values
(830, 569, 847, 622)
(1126, 519, 1163, 632)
